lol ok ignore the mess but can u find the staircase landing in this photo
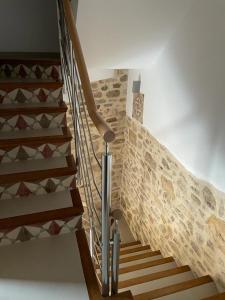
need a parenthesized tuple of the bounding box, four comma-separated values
(0, 232, 89, 300)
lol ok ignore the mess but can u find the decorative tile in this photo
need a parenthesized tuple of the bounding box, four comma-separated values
(0, 142, 70, 163)
(0, 88, 63, 105)
(0, 215, 80, 246)
(0, 64, 61, 81)
(0, 175, 76, 200)
(0, 113, 66, 131)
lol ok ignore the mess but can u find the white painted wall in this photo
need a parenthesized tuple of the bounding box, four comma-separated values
(0, 0, 59, 52)
(88, 69, 114, 82)
(78, 0, 225, 192)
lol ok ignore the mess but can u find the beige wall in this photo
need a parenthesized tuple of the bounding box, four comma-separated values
(121, 116, 225, 292)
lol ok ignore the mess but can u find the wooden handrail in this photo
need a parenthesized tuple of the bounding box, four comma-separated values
(63, 0, 115, 143)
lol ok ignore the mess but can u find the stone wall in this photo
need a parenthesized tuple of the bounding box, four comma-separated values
(121, 116, 225, 291)
(67, 70, 128, 215)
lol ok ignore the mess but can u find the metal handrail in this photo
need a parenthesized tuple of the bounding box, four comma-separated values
(56, 0, 120, 296)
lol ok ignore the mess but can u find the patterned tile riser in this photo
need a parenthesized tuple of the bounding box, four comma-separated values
(0, 142, 71, 163)
(0, 215, 80, 247)
(0, 88, 63, 104)
(0, 175, 76, 200)
(0, 64, 61, 81)
(0, 112, 66, 131)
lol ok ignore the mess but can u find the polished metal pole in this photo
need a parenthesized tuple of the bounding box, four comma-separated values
(111, 219, 120, 295)
(89, 217, 94, 258)
(101, 143, 112, 296)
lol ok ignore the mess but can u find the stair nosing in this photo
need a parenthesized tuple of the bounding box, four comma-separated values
(201, 292, 225, 300)
(0, 154, 76, 184)
(120, 241, 141, 249)
(98, 245, 151, 259)
(0, 81, 63, 90)
(0, 101, 67, 115)
(0, 52, 61, 65)
(119, 250, 161, 264)
(119, 257, 175, 275)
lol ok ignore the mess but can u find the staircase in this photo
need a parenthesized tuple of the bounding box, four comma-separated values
(0, 0, 224, 299)
(0, 53, 93, 299)
(96, 240, 224, 299)
(0, 47, 223, 300)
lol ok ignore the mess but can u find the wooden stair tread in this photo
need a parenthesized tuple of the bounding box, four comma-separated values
(0, 52, 61, 65)
(120, 241, 142, 249)
(119, 257, 175, 275)
(119, 266, 191, 289)
(0, 155, 76, 184)
(0, 127, 72, 147)
(119, 250, 161, 264)
(0, 189, 83, 230)
(107, 291, 134, 299)
(98, 245, 151, 259)
(0, 80, 63, 90)
(202, 293, 225, 299)
(0, 189, 80, 219)
(120, 245, 151, 256)
(133, 276, 214, 300)
(0, 101, 67, 115)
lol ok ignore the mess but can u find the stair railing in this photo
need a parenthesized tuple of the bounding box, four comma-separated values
(56, 0, 120, 296)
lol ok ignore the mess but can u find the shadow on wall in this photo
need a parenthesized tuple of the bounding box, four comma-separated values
(128, 0, 225, 192)
(0, 0, 59, 52)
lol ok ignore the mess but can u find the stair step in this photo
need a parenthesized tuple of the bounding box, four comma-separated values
(119, 265, 192, 289)
(0, 101, 67, 131)
(0, 232, 90, 300)
(0, 155, 74, 178)
(119, 257, 177, 275)
(120, 245, 150, 256)
(120, 248, 152, 259)
(0, 80, 63, 89)
(120, 266, 194, 296)
(202, 293, 225, 299)
(0, 155, 76, 200)
(119, 251, 162, 265)
(0, 189, 83, 246)
(0, 189, 78, 219)
(0, 52, 61, 64)
(98, 246, 151, 260)
(0, 127, 72, 163)
(119, 258, 177, 281)
(133, 276, 217, 300)
(120, 241, 142, 249)
(0, 82, 63, 105)
(0, 126, 71, 143)
(0, 100, 67, 114)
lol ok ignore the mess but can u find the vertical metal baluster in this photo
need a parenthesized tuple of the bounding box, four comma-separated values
(111, 220, 120, 295)
(101, 143, 112, 296)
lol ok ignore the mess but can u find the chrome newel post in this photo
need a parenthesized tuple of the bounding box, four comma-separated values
(111, 219, 120, 295)
(101, 143, 112, 297)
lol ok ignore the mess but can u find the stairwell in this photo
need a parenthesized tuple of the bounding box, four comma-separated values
(0, 1, 224, 300)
